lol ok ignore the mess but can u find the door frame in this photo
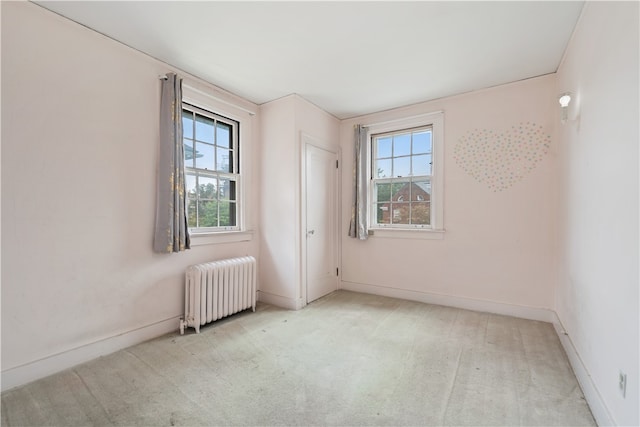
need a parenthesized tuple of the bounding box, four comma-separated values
(300, 132, 340, 307)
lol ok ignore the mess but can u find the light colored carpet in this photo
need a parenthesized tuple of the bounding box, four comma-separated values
(1, 290, 595, 426)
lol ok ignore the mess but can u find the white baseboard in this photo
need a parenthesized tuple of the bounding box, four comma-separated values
(340, 280, 555, 322)
(552, 315, 615, 426)
(257, 290, 302, 310)
(1, 316, 180, 392)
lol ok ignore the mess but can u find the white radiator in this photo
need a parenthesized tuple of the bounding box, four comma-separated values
(180, 256, 256, 334)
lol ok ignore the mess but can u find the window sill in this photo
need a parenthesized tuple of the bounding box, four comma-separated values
(367, 228, 445, 240)
(189, 230, 254, 246)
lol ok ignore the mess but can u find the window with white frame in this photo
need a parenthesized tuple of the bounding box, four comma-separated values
(182, 103, 239, 231)
(368, 112, 444, 233)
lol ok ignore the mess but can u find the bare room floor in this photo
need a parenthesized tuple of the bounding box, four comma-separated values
(1, 290, 595, 426)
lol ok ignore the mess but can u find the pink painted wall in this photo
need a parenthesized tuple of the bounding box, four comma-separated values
(258, 95, 339, 308)
(340, 75, 558, 311)
(1, 2, 259, 386)
(556, 2, 639, 425)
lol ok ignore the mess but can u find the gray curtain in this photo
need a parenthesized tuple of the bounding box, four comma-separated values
(348, 124, 368, 240)
(153, 73, 190, 253)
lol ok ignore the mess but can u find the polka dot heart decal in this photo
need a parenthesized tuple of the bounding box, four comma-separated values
(454, 122, 551, 192)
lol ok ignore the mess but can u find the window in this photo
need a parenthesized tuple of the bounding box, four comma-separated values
(367, 112, 444, 234)
(372, 126, 433, 227)
(182, 103, 239, 231)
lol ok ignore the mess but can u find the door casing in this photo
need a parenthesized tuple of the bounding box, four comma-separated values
(300, 133, 340, 306)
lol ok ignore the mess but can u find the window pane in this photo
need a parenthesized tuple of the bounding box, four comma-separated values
(186, 173, 197, 199)
(374, 159, 391, 178)
(411, 202, 430, 225)
(181, 106, 240, 230)
(198, 176, 216, 200)
(195, 115, 215, 143)
(376, 203, 390, 224)
(375, 182, 391, 202)
(412, 180, 431, 201)
(371, 124, 437, 229)
(393, 134, 411, 156)
(198, 201, 218, 227)
(184, 139, 195, 164)
(393, 156, 410, 177)
(217, 148, 231, 172)
(187, 200, 197, 228)
(182, 112, 193, 139)
(217, 123, 231, 148)
(412, 154, 432, 176)
(219, 178, 237, 201)
(391, 202, 410, 224)
(195, 142, 214, 170)
(376, 137, 392, 158)
(413, 131, 432, 154)
(219, 201, 236, 227)
(390, 180, 410, 201)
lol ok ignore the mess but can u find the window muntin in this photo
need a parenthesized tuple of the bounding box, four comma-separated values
(182, 104, 239, 231)
(372, 126, 433, 228)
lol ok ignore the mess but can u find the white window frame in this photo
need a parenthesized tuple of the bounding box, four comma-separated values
(181, 81, 255, 245)
(365, 111, 444, 239)
(182, 104, 240, 232)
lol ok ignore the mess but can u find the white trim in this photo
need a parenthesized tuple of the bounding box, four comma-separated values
(181, 83, 255, 235)
(189, 230, 254, 246)
(257, 290, 303, 310)
(368, 228, 445, 240)
(363, 111, 444, 130)
(300, 136, 309, 307)
(182, 81, 257, 117)
(364, 111, 445, 232)
(339, 281, 555, 322)
(552, 314, 615, 427)
(300, 133, 340, 307)
(1, 316, 180, 392)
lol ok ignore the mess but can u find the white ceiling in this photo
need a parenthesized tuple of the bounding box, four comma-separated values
(35, 1, 584, 119)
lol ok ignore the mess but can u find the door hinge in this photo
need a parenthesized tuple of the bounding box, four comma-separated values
(336, 160, 339, 168)
(336, 268, 339, 276)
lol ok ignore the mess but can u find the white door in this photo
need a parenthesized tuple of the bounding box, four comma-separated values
(305, 143, 338, 303)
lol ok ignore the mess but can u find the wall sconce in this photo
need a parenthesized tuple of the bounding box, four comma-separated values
(558, 92, 572, 123)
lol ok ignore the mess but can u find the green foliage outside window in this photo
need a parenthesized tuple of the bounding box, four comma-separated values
(187, 182, 235, 228)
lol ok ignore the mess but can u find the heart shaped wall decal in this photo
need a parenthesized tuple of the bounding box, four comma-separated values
(454, 122, 550, 192)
